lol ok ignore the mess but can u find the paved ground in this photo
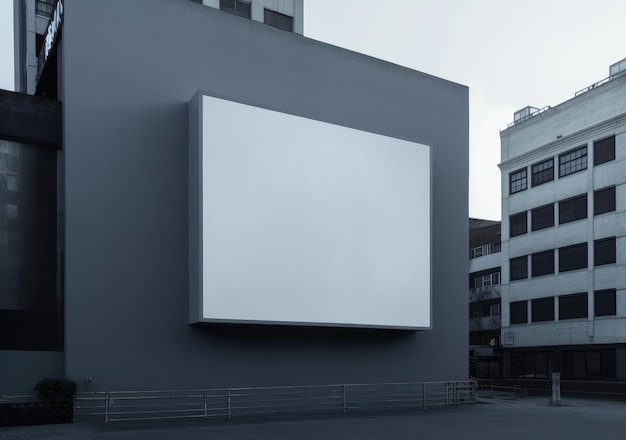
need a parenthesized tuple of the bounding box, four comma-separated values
(2, 395, 626, 440)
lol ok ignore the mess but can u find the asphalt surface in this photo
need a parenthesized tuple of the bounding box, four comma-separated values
(2, 395, 626, 439)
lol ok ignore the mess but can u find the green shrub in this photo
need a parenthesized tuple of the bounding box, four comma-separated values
(34, 378, 77, 402)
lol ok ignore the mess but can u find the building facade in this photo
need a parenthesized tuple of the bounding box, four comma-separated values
(499, 60, 626, 381)
(2, 0, 469, 395)
(13, 0, 303, 95)
(469, 219, 502, 379)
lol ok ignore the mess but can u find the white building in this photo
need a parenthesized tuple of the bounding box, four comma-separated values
(499, 59, 626, 381)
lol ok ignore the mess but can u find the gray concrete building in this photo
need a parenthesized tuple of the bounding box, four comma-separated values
(469, 219, 502, 379)
(2, 0, 469, 395)
(499, 59, 626, 381)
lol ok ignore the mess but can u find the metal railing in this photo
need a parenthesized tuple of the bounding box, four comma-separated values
(506, 106, 552, 128)
(73, 381, 475, 423)
(469, 242, 501, 259)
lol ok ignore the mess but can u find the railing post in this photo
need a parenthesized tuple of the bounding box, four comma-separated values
(342, 384, 346, 413)
(227, 388, 231, 419)
(104, 392, 109, 423)
(204, 389, 207, 418)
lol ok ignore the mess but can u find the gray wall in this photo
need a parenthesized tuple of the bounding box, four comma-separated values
(61, 0, 468, 391)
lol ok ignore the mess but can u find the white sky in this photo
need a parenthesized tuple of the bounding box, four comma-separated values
(2, 1, 626, 220)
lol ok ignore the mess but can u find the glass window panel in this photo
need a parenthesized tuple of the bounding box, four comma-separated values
(594, 136, 615, 166)
(559, 146, 587, 177)
(594, 186, 616, 215)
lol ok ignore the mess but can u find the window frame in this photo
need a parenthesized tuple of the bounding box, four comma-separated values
(558, 194, 587, 225)
(594, 186, 616, 215)
(263, 8, 294, 31)
(531, 204, 554, 231)
(594, 289, 616, 317)
(593, 135, 615, 166)
(559, 292, 588, 320)
(559, 145, 587, 177)
(219, 0, 252, 18)
(510, 301, 528, 324)
(559, 242, 588, 272)
(532, 297, 555, 322)
(509, 168, 527, 195)
(532, 249, 555, 277)
(531, 158, 554, 187)
(510, 256, 528, 281)
(509, 211, 528, 237)
(594, 237, 616, 266)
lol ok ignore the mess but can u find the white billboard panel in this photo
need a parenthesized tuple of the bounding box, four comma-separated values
(192, 95, 431, 329)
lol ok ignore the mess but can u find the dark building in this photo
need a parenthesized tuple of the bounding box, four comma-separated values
(2, 0, 469, 395)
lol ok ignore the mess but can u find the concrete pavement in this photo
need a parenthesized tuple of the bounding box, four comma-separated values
(1, 395, 626, 439)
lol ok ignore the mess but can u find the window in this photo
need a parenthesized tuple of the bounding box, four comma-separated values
(559, 293, 588, 320)
(594, 186, 616, 215)
(472, 271, 501, 289)
(532, 297, 554, 322)
(509, 168, 527, 194)
(531, 159, 554, 187)
(470, 302, 501, 318)
(558, 194, 587, 224)
(532, 250, 554, 277)
(595, 289, 616, 316)
(594, 136, 615, 166)
(510, 256, 528, 281)
(510, 301, 528, 324)
(559, 146, 587, 177)
(559, 242, 588, 272)
(220, 0, 251, 18)
(561, 349, 616, 379)
(264, 9, 293, 31)
(36, 0, 55, 17)
(509, 212, 527, 237)
(531, 204, 554, 231)
(594, 237, 616, 266)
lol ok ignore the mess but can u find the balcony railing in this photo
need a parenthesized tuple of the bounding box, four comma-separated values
(469, 285, 501, 303)
(469, 242, 500, 260)
(470, 315, 501, 332)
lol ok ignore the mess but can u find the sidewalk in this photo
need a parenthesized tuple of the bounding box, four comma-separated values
(2, 396, 626, 440)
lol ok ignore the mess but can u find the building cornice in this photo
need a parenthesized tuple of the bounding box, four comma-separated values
(500, 72, 626, 137)
(499, 112, 626, 171)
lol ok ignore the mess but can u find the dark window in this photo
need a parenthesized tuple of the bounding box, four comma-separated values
(595, 289, 616, 316)
(509, 212, 527, 237)
(561, 349, 616, 379)
(510, 301, 528, 324)
(559, 146, 587, 177)
(531, 204, 554, 231)
(532, 250, 554, 277)
(558, 194, 587, 224)
(531, 159, 554, 187)
(36, 0, 55, 17)
(532, 297, 554, 322)
(594, 135, 615, 166)
(559, 293, 588, 320)
(559, 242, 588, 272)
(220, 0, 251, 18)
(264, 9, 293, 31)
(510, 256, 528, 281)
(509, 168, 527, 194)
(594, 237, 616, 266)
(594, 186, 616, 215)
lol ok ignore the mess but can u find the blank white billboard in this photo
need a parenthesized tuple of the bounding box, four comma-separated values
(190, 94, 431, 329)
